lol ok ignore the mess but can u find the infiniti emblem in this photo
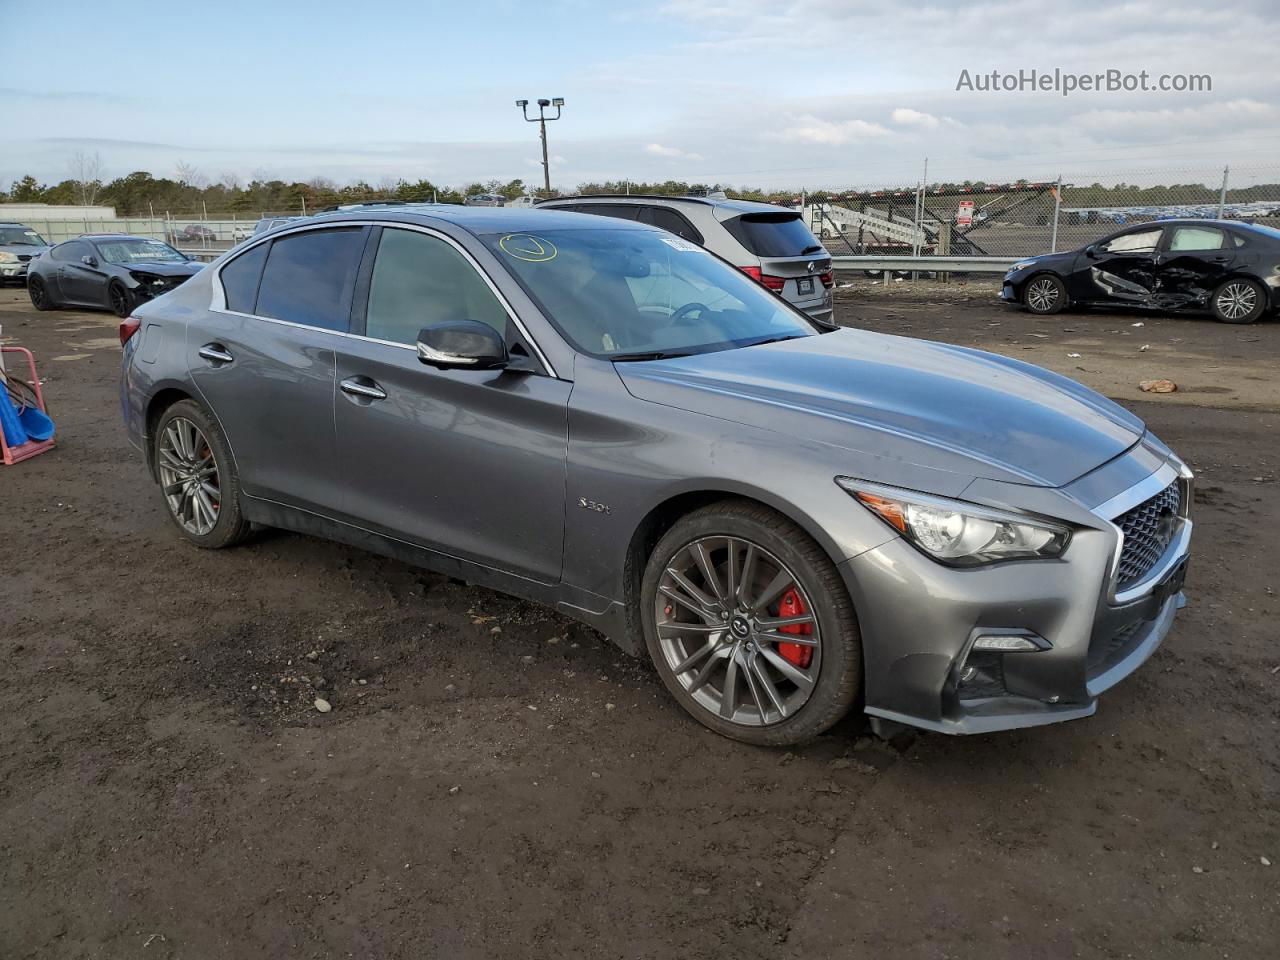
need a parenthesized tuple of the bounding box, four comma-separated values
(1154, 507, 1177, 547)
(730, 617, 751, 638)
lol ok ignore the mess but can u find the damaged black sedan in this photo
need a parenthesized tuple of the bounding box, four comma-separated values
(1003, 219, 1280, 324)
(27, 234, 204, 318)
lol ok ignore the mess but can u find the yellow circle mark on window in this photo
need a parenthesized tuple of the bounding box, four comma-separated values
(499, 233, 558, 262)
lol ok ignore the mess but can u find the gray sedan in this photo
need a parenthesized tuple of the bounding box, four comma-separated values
(119, 207, 1193, 745)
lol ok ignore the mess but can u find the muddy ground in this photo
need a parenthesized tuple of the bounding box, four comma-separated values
(1, 282, 1276, 959)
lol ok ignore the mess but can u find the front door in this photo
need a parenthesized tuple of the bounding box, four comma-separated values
(333, 225, 570, 584)
(1155, 224, 1237, 310)
(1077, 226, 1164, 306)
(187, 225, 368, 515)
(57, 240, 105, 305)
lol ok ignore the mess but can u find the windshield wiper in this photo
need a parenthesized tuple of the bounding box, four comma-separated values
(799, 245, 824, 255)
(609, 350, 693, 362)
(741, 334, 807, 348)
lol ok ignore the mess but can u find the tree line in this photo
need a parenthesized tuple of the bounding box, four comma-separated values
(3, 163, 1276, 216)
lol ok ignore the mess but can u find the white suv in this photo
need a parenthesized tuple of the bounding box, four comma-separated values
(536, 194, 834, 324)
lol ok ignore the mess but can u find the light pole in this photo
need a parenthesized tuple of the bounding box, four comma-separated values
(516, 97, 564, 193)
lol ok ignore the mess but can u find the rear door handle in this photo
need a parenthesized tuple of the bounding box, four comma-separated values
(340, 377, 387, 402)
(198, 343, 234, 365)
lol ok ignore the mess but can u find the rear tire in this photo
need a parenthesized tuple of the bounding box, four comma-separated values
(1023, 273, 1068, 314)
(1211, 278, 1265, 324)
(640, 499, 862, 746)
(153, 399, 251, 549)
(108, 281, 134, 319)
(28, 275, 56, 311)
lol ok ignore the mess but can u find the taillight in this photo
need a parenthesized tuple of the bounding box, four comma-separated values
(820, 270, 835, 289)
(119, 316, 142, 346)
(739, 265, 786, 292)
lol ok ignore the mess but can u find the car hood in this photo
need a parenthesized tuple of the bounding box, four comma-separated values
(616, 329, 1145, 487)
(0, 244, 49, 256)
(124, 260, 205, 277)
(1010, 250, 1077, 273)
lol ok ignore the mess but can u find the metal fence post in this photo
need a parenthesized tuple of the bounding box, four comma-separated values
(1217, 165, 1229, 218)
(1050, 175, 1062, 253)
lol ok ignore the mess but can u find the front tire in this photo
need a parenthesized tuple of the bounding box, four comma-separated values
(28, 275, 57, 311)
(153, 400, 251, 549)
(1022, 273, 1068, 314)
(640, 500, 862, 746)
(1211, 278, 1265, 324)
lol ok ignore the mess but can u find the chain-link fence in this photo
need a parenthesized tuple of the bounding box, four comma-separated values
(804, 165, 1280, 261)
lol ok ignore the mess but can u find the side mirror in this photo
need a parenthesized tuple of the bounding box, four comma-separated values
(416, 320, 508, 370)
(81, 254, 98, 267)
(1084, 244, 1098, 258)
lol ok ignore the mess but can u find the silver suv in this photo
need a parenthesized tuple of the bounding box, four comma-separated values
(0, 222, 50, 285)
(536, 194, 835, 324)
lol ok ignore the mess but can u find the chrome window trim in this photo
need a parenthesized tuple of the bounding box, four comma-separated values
(1094, 460, 1193, 605)
(208, 218, 559, 378)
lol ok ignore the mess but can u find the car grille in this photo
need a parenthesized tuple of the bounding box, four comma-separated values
(1114, 481, 1181, 588)
(17, 254, 32, 262)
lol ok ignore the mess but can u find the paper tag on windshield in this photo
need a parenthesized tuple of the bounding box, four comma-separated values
(660, 237, 701, 252)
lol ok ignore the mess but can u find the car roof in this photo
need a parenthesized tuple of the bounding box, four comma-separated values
(537, 194, 792, 216)
(306, 205, 657, 235)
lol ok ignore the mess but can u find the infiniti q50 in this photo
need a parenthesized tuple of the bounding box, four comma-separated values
(120, 207, 1193, 744)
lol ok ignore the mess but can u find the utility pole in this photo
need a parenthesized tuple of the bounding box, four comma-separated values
(516, 97, 565, 193)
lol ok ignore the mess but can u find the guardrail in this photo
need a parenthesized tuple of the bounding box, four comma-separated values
(832, 255, 1020, 274)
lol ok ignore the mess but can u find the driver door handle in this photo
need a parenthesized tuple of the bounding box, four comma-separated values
(198, 343, 234, 365)
(340, 377, 387, 401)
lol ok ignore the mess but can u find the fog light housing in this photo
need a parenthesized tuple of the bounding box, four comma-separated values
(971, 632, 1050, 653)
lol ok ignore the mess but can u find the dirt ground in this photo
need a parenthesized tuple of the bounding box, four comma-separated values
(1, 281, 1276, 959)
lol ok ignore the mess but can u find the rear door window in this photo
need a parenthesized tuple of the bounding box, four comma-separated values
(639, 206, 703, 243)
(255, 227, 366, 331)
(220, 242, 269, 313)
(1168, 226, 1225, 251)
(723, 213, 822, 257)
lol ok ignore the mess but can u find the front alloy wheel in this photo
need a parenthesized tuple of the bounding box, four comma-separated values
(641, 501, 862, 745)
(108, 282, 134, 319)
(1024, 274, 1067, 314)
(655, 536, 823, 726)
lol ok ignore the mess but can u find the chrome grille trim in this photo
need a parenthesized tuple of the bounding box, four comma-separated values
(1114, 481, 1181, 586)
(1093, 460, 1194, 605)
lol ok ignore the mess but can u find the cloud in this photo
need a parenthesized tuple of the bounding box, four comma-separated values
(890, 108, 958, 129)
(770, 116, 890, 146)
(645, 143, 703, 160)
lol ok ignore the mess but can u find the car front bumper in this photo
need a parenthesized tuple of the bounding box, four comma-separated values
(840, 461, 1192, 735)
(0, 261, 30, 279)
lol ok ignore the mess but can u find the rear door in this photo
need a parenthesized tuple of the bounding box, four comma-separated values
(720, 213, 832, 317)
(188, 225, 367, 514)
(1076, 226, 1164, 306)
(332, 225, 570, 583)
(1155, 224, 1236, 310)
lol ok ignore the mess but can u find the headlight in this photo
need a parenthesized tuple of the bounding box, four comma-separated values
(836, 479, 1070, 566)
(0, 252, 17, 263)
(1009, 260, 1035, 271)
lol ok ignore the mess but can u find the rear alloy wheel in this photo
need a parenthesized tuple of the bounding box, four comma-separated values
(641, 501, 862, 746)
(108, 281, 135, 319)
(28, 275, 56, 311)
(1211, 278, 1265, 324)
(154, 400, 251, 548)
(1023, 274, 1068, 314)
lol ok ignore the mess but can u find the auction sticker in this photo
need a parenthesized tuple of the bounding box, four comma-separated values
(499, 234, 558, 262)
(660, 237, 702, 252)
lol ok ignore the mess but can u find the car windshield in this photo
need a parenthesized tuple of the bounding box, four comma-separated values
(96, 238, 187, 264)
(0, 226, 46, 246)
(483, 227, 816, 358)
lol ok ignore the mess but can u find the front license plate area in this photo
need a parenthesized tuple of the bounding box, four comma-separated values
(1152, 558, 1188, 607)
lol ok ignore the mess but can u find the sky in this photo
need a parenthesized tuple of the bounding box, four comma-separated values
(4, 0, 1279, 193)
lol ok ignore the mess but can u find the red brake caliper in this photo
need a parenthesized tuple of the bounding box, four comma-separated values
(776, 588, 813, 668)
